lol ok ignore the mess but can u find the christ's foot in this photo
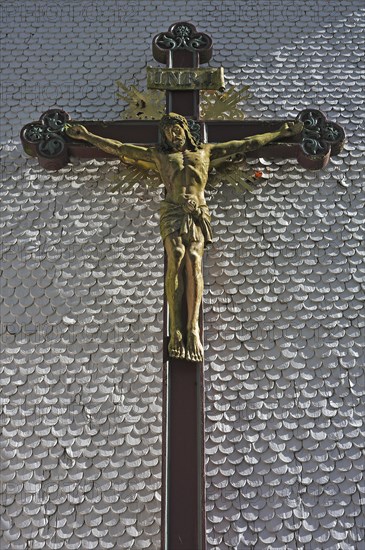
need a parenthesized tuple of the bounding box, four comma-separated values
(168, 330, 185, 359)
(186, 331, 204, 362)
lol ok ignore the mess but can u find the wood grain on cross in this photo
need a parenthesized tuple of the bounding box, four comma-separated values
(20, 22, 345, 550)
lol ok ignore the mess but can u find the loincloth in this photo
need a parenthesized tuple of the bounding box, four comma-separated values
(160, 198, 213, 246)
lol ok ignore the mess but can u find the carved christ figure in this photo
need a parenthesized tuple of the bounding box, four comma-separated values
(66, 114, 302, 362)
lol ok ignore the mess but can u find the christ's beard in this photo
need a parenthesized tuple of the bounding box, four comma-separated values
(171, 139, 185, 151)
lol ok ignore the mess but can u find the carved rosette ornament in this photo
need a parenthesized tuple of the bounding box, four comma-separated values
(297, 109, 345, 169)
(21, 109, 70, 170)
(153, 22, 213, 64)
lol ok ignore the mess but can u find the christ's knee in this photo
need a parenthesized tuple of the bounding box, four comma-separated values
(187, 248, 203, 274)
(168, 244, 185, 272)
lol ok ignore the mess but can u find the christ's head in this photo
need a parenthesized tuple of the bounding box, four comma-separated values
(164, 123, 186, 151)
(159, 113, 200, 153)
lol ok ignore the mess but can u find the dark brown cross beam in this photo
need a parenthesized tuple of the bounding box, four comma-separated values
(20, 22, 345, 550)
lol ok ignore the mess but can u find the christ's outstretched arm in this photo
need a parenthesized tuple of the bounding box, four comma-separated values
(209, 121, 303, 162)
(66, 124, 157, 170)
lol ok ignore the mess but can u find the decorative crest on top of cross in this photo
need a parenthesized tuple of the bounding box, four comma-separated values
(153, 21, 213, 61)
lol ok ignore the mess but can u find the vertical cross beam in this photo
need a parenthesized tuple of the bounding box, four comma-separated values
(153, 22, 212, 550)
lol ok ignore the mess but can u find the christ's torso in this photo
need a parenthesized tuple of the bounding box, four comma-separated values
(154, 146, 210, 205)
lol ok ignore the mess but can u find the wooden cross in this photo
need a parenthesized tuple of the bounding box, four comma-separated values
(20, 22, 345, 550)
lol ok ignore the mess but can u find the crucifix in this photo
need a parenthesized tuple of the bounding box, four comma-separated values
(21, 22, 345, 550)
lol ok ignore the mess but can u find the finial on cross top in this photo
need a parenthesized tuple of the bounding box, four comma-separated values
(152, 21, 213, 65)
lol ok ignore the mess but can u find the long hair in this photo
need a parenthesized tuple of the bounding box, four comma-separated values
(158, 112, 201, 153)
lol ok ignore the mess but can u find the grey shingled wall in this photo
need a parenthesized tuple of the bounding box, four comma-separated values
(1, 1, 364, 549)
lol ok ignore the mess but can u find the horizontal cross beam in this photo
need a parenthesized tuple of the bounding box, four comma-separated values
(21, 109, 345, 172)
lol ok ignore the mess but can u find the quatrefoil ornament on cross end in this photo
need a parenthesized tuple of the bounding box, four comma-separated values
(297, 109, 346, 170)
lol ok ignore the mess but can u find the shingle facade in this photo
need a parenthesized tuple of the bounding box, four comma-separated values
(1, 1, 364, 548)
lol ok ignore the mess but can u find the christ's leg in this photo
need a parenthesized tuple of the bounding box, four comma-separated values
(164, 233, 186, 359)
(185, 232, 205, 362)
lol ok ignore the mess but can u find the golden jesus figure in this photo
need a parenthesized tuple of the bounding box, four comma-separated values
(66, 114, 302, 362)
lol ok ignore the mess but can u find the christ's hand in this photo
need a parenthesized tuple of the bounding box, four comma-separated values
(66, 124, 90, 140)
(279, 121, 304, 138)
